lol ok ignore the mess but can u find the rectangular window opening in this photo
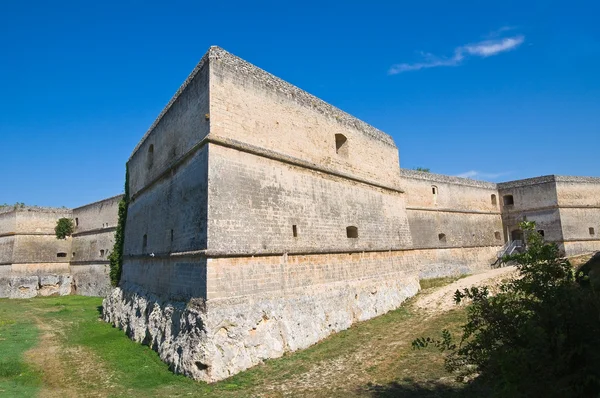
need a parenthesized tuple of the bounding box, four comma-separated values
(292, 225, 298, 238)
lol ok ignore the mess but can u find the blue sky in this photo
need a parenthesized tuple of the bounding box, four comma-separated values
(1, 0, 599, 208)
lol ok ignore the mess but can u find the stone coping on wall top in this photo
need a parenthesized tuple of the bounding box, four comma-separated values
(497, 175, 600, 189)
(0, 206, 72, 215)
(399, 169, 498, 189)
(129, 46, 396, 160)
(72, 194, 123, 212)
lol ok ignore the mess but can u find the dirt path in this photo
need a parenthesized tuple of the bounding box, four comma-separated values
(24, 313, 117, 398)
(261, 267, 518, 397)
(413, 266, 518, 314)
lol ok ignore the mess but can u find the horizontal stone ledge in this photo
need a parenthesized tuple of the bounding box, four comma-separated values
(0, 232, 56, 238)
(130, 135, 405, 201)
(124, 244, 503, 260)
(405, 207, 501, 215)
(70, 260, 111, 266)
(72, 227, 117, 237)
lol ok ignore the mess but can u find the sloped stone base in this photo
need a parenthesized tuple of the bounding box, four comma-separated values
(102, 276, 420, 382)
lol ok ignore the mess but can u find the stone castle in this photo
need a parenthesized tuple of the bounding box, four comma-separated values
(2, 46, 599, 381)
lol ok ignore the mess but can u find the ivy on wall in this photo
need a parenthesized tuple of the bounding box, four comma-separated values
(109, 166, 129, 287)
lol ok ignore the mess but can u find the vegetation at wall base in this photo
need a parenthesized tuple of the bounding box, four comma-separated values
(413, 221, 600, 397)
(54, 218, 74, 239)
(109, 166, 129, 287)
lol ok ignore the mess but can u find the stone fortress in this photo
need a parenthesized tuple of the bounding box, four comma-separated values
(2, 46, 599, 381)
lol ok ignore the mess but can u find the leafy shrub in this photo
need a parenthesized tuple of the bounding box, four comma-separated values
(55, 218, 74, 239)
(413, 221, 600, 397)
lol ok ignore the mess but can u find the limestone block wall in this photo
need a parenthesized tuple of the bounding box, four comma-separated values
(122, 146, 209, 293)
(70, 195, 122, 296)
(0, 207, 73, 298)
(555, 177, 600, 256)
(498, 177, 564, 245)
(399, 170, 503, 272)
(207, 144, 411, 256)
(208, 47, 402, 190)
(0, 210, 16, 265)
(128, 54, 210, 198)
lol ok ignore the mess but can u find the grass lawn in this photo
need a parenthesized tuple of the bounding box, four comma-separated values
(0, 280, 474, 398)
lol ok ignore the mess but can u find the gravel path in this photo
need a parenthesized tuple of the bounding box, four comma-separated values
(413, 266, 518, 313)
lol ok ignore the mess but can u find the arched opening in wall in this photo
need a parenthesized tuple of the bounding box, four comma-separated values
(438, 233, 447, 243)
(100, 249, 105, 258)
(57, 252, 67, 258)
(491, 194, 497, 206)
(495, 231, 501, 240)
(142, 234, 148, 253)
(75, 218, 79, 227)
(292, 225, 298, 238)
(537, 230, 545, 238)
(503, 195, 514, 206)
(346, 226, 358, 239)
(432, 185, 438, 205)
(335, 134, 348, 157)
(147, 144, 155, 170)
(72, 252, 76, 258)
(590, 227, 596, 236)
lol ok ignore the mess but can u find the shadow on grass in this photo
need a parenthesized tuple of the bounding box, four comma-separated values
(365, 378, 489, 398)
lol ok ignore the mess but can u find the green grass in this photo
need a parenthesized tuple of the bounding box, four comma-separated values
(0, 300, 41, 397)
(419, 275, 468, 290)
(0, 277, 471, 397)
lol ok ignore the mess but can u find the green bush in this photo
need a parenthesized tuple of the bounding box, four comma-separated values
(55, 217, 74, 239)
(413, 221, 600, 397)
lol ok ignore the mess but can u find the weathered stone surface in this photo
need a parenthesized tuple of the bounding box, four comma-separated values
(103, 276, 420, 382)
(8, 276, 39, 299)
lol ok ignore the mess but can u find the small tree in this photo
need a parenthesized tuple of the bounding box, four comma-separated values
(55, 218, 75, 239)
(413, 221, 600, 397)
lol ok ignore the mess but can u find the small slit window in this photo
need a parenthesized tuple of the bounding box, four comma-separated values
(491, 194, 497, 206)
(75, 218, 79, 226)
(72, 252, 76, 258)
(100, 249, 105, 257)
(432, 186, 438, 195)
(292, 225, 298, 238)
(438, 233, 447, 243)
(537, 230, 545, 237)
(503, 195, 514, 206)
(170, 229, 174, 242)
(57, 252, 67, 258)
(346, 226, 358, 239)
(147, 144, 154, 170)
(495, 231, 501, 240)
(590, 227, 596, 236)
(335, 134, 348, 157)
(142, 234, 148, 252)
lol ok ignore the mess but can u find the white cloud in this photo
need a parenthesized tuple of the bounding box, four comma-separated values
(463, 36, 525, 57)
(388, 30, 525, 74)
(456, 170, 511, 181)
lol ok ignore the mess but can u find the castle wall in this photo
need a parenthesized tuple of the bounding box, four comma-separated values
(400, 170, 503, 273)
(498, 177, 564, 245)
(121, 145, 209, 299)
(70, 195, 122, 296)
(208, 47, 401, 190)
(0, 211, 16, 265)
(555, 177, 600, 256)
(0, 208, 73, 298)
(207, 144, 411, 257)
(128, 56, 210, 198)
